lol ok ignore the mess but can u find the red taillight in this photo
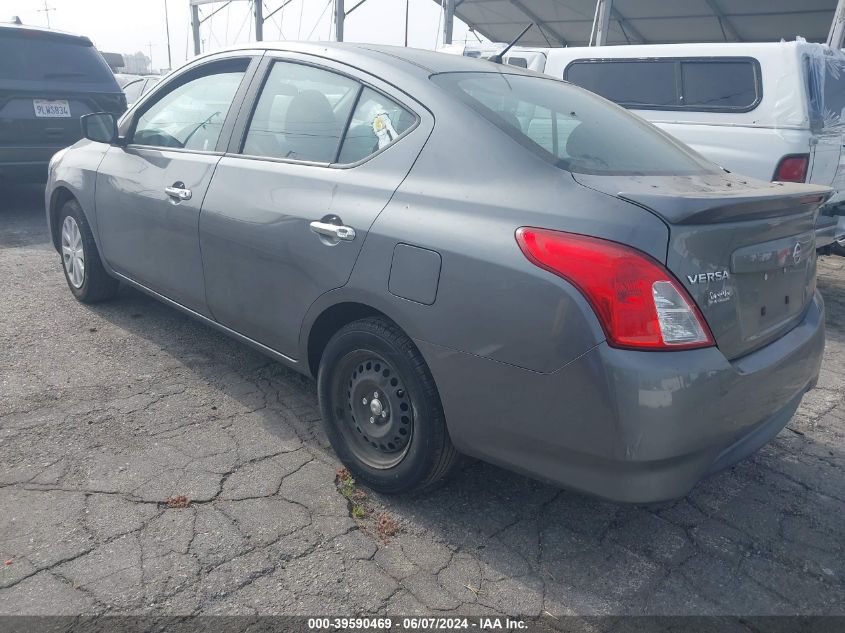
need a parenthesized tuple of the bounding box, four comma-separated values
(515, 228, 715, 350)
(773, 155, 809, 183)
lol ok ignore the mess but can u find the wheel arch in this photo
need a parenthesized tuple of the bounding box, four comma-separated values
(48, 186, 78, 251)
(306, 301, 394, 378)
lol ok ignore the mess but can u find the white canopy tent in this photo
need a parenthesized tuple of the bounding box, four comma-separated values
(185, 0, 845, 55)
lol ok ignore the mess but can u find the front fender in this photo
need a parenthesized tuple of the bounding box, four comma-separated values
(45, 140, 110, 253)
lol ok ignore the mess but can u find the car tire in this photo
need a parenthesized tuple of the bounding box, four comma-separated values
(58, 199, 119, 303)
(317, 317, 461, 494)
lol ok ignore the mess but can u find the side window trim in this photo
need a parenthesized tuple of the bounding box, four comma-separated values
(227, 56, 421, 168)
(334, 84, 365, 164)
(123, 55, 261, 154)
(563, 56, 763, 113)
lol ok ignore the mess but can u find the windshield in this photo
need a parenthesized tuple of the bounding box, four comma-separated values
(431, 72, 719, 176)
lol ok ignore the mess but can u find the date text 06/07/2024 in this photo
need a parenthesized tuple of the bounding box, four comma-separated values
(306, 617, 529, 630)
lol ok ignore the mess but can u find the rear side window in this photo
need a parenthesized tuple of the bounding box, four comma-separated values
(337, 88, 415, 163)
(824, 71, 845, 122)
(804, 54, 845, 130)
(242, 61, 359, 163)
(565, 60, 676, 107)
(564, 58, 761, 112)
(681, 61, 757, 108)
(0, 34, 113, 84)
(432, 72, 718, 176)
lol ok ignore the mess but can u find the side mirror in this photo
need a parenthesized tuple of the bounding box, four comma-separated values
(81, 112, 118, 144)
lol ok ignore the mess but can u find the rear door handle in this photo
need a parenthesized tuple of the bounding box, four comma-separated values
(165, 182, 192, 201)
(309, 221, 356, 242)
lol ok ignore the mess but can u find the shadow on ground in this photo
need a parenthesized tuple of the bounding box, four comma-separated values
(82, 261, 845, 617)
(1, 189, 843, 617)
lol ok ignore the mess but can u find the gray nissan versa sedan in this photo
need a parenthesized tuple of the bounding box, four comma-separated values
(45, 43, 829, 503)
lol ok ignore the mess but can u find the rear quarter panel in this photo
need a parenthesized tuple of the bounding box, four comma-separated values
(310, 96, 670, 375)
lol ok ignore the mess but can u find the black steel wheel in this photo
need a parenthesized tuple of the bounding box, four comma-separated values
(317, 317, 460, 493)
(338, 351, 414, 469)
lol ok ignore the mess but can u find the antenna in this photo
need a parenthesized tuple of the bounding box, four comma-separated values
(487, 22, 533, 64)
(36, 1, 55, 28)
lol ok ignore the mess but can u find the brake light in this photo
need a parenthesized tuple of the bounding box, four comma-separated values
(773, 155, 809, 183)
(515, 228, 714, 350)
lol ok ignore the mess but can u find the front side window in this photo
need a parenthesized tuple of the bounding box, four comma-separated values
(242, 61, 359, 162)
(337, 88, 415, 163)
(432, 72, 718, 176)
(132, 61, 247, 151)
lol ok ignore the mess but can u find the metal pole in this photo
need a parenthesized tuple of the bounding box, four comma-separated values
(191, 3, 201, 56)
(164, 0, 172, 70)
(404, 0, 410, 46)
(593, 0, 612, 46)
(442, 0, 455, 45)
(828, 0, 845, 48)
(334, 0, 345, 42)
(254, 0, 264, 41)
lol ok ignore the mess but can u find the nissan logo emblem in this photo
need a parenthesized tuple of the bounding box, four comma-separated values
(792, 242, 802, 265)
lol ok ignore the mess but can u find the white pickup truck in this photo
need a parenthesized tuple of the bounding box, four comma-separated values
(444, 40, 845, 251)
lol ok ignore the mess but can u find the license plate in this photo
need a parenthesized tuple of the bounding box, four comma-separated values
(33, 99, 71, 118)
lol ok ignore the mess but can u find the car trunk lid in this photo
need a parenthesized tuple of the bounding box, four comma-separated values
(573, 172, 830, 359)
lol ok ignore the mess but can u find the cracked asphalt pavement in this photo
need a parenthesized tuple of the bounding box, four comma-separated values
(1, 183, 844, 618)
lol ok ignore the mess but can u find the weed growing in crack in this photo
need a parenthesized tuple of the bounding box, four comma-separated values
(376, 512, 400, 543)
(335, 468, 400, 541)
(165, 495, 191, 509)
(336, 468, 356, 498)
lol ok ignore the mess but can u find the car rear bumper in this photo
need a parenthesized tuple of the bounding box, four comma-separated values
(419, 291, 825, 503)
(0, 145, 66, 183)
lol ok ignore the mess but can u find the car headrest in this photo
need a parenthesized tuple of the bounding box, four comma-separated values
(285, 89, 338, 162)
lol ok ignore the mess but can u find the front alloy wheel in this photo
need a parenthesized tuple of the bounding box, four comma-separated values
(57, 199, 119, 303)
(61, 215, 85, 289)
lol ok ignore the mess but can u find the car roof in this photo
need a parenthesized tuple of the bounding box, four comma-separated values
(198, 41, 531, 78)
(0, 21, 93, 46)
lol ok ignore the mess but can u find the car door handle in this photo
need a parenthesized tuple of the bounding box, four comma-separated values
(165, 183, 192, 201)
(309, 221, 356, 242)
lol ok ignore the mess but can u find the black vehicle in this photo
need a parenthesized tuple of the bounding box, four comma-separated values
(0, 22, 125, 184)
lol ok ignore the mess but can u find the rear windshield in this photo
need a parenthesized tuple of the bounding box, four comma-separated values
(431, 72, 718, 176)
(0, 34, 114, 84)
